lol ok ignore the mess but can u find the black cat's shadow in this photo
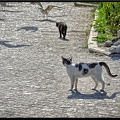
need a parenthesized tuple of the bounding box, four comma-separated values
(58, 37, 69, 41)
(67, 90, 120, 99)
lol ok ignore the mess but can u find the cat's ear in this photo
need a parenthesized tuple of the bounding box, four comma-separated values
(61, 56, 65, 61)
(61, 56, 64, 59)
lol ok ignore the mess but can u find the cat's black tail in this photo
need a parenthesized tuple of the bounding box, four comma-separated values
(99, 62, 118, 77)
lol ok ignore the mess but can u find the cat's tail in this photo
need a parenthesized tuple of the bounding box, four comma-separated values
(99, 62, 118, 77)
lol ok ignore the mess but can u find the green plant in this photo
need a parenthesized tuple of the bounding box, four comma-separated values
(94, 8, 107, 34)
(95, 33, 115, 43)
(95, 33, 109, 43)
(94, 2, 120, 43)
(103, 2, 120, 36)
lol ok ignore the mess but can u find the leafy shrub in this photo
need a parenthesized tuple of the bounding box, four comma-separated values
(94, 33, 114, 43)
(94, 2, 120, 42)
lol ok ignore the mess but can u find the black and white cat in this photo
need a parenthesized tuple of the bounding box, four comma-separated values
(56, 22, 67, 39)
(61, 56, 118, 92)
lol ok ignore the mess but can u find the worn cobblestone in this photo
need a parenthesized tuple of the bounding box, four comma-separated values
(0, 2, 120, 118)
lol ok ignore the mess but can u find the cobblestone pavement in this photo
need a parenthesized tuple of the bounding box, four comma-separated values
(0, 2, 120, 118)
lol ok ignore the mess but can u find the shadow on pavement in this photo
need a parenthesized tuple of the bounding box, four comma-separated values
(1, 10, 23, 13)
(0, 19, 5, 21)
(48, 15, 68, 18)
(35, 19, 56, 23)
(67, 90, 120, 99)
(1, 4, 16, 7)
(58, 37, 69, 41)
(110, 56, 120, 60)
(68, 30, 85, 33)
(0, 40, 31, 48)
(17, 26, 38, 32)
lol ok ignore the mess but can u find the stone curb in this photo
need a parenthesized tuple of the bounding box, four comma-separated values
(87, 9, 120, 57)
(75, 2, 99, 7)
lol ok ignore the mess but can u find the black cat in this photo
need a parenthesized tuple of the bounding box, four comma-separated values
(56, 22, 67, 39)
